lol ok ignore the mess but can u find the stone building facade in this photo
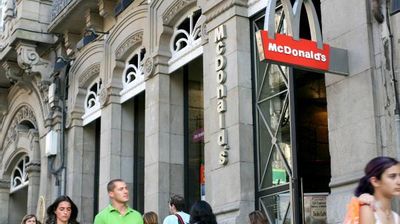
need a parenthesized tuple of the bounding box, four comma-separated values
(0, 0, 399, 223)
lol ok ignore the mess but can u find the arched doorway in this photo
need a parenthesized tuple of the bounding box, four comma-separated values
(1, 108, 41, 224)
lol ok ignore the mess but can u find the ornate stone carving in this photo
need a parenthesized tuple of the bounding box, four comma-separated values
(16, 42, 53, 77)
(37, 80, 52, 103)
(26, 162, 41, 174)
(199, 16, 208, 44)
(2, 61, 23, 83)
(143, 56, 154, 78)
(99, 87, 110, 107)
(162, 0, 196, 25)
(78, 63, 100, 88)
(115, 32, 144, 60)
(4, 106, 37, 149)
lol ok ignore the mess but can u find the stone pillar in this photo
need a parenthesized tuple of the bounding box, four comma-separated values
(26, 162, 41, 214)
(65, 120, 85, 222)
(98, 86, 134, 209)
(0, 180, 10, 223)
(144, 69, 184, 219)
(26, 130, 41, 214)
(322, 0, 393, 222)
(202, 2, 255, 224)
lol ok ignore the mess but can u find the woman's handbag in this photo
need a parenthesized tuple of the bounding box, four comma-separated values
(343, 197, 361, 224)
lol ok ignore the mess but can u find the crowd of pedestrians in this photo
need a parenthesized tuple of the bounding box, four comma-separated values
(20, 178, 268, 224)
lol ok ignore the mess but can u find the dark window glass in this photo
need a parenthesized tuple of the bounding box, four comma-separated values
(184, 56, 204, 210)
(392, 0, 400, 15)
(133, 92, 145, 213)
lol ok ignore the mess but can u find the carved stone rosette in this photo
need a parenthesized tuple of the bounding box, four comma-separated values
(99, 87, 110, 107)
(143, 56, 154, 79)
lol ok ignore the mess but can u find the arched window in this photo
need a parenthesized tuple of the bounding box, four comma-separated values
(169, 8, 203, 73)
(83, 78, 102, 125)
(120, 48, 146, 103)
(10, 155, 29, 193)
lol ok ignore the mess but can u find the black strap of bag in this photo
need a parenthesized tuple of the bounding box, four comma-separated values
(175, 213, 185, 224)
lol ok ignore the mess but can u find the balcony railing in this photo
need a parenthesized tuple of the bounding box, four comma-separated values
(51, 0, 73, 20)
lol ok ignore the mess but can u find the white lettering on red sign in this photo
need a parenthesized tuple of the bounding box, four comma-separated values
(267, 43, 327, 62)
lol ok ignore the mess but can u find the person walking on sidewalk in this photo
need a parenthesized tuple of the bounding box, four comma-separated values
(94, 179, 143, 224)
(163, 195, 190, 224)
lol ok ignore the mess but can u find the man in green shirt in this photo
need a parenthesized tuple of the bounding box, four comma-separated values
(94, 179, 143, 224)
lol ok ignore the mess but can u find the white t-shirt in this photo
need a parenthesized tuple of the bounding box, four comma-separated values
(163, 211, 190, 224)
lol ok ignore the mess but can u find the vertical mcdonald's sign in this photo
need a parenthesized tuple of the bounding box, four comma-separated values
(256, 0, 349, 75)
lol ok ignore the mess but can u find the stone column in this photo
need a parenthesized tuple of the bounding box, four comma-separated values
(144, 68, 184, 219)
(202, 2, 255, 223)
(26, 130, 41, 214)
(26, 162, 41, 214)
(98, 86, 134, 209)
(0, 180, 10, 223)
(65, 118, 85, 222)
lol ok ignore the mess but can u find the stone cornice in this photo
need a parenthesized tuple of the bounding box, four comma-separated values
(204, 0, 247, 23)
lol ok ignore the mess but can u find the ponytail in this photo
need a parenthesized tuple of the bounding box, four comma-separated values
(354, 176, 374, 197)
(354, 156, 399, 197)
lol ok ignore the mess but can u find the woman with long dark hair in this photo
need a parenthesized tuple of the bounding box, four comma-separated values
(45, 195, 79, 224)
(355, 156, 400, 223)
(189, 200, 217, 224)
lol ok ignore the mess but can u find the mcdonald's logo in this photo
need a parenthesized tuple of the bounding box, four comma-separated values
(256, 0, 349, 75)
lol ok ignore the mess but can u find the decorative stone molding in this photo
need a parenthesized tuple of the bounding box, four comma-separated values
(2, 61, 23, 83)
(162, 0, 196, 25)
(26, 162, 41, 174)
(16, 42, 53, 76)
(0, 88, 7, 128)
(78, 63, 100, 88)
(0, 180, 10, 189)
(115, 32, 144, 60)
(200, 16, 208, 45)
(143, 56, 154, 78)
(99, 87, 110, 107)
(37, 80, 52, 104)
(205, 0, 247, 23)
(4, 106, 37, 149)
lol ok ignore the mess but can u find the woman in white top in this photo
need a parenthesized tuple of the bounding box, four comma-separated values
(356, 156, 400, 224)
